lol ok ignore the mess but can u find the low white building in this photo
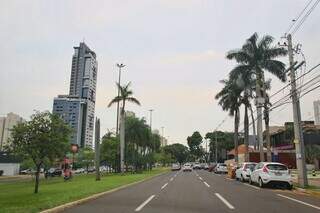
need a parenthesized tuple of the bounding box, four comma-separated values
(0, 152, 20, 176)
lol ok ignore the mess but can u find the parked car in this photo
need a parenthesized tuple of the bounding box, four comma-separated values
(45, 168, 62, 177)
(235, 162, 257, 182)
(171, 163, 181, 171)
(203, 163, 209, 170)
(87, 167, 95, 173)
(249, 162, 293, 189)
(74, 168, 85, 174)
(182, 163, 192, 172)
(214, 163, 228, 174)
(20, 169, 34, 175)
(193, 162, 201, 170)
(208, 163, 217, 172)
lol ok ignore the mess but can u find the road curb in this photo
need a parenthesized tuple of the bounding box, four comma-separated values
(40, 171, 169, 213)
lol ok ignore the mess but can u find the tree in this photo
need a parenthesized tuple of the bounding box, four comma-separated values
(187, 131, 203, 161)
(215, 79, 242, 162)
(305, 145, 320, 164)
(226, 33, 287, 161)
(163, 143, 189, 164)
(205, 131, 234, 162)
(100, 134, 119, 171)
(9, 111, 71, 193)
(76, 148, 95, 172)
(108, 82, 140, 174)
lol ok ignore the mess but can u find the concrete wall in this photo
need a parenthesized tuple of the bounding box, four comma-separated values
(0, 163, 20, 176)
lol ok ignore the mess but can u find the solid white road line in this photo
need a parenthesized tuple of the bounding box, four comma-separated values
(244, 183, 260, 190)
(170, 177, 174, 181)
(161, 183, 168, 190)
(277, 194, 320, 210)
(215, 193, 235, 210)
(135, 195, 156, 212)
(203, 181, 210, 188)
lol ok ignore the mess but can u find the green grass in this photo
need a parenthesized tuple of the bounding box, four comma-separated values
(0, 167, 169, 213)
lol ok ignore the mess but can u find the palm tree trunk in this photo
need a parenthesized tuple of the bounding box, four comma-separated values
(234, 108, 240, 163)
(256, 71, 265, 162)
(262, 74, 272, 162)
(120, 108, 125, 174)
(249, 104, 257, 150)
(244, 103, 249, 162)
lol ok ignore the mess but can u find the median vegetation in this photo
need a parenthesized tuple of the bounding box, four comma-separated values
(0, 167, 169, 213)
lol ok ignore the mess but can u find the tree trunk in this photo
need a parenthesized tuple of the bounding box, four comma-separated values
(244, 104, 249, 162)
(234, 108, 240, 163)
(34, 165, 41, 194)
(120, 109, 125, 174)
(256, 71, 265, 162)
(249, 105, 257, 150)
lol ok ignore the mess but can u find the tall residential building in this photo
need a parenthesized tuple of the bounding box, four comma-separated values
(53, 42, 98, 148)
(314, 100, 320, 125)
(0, 113, 24, 150)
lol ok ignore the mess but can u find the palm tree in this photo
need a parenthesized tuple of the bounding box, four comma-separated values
(226, 33, 287, 162)
(108, 82, 140, 173)
(215, 79, 242, 163)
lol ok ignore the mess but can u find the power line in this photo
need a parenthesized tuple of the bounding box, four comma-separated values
(285, 0, 314, 34)
(291, 0, 320, 35)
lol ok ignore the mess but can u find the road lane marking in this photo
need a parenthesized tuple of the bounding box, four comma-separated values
(135, 195, 156, 212)
(203, 181, 210, 187)
(277, 194, 320, 210)
(170, 177, 174, 181)
(225, 178, 234, 181)
(199, 177, 203, 180)
(244, 183, 260, 190)
(161, 183, 168, 190)
(215, 193, 235, 210)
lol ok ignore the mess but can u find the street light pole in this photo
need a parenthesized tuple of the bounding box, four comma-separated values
(161, 126, 164, 146)
(116, 63, 125, 136)
(287, 34, 308, 187)
(149, 109, 154, 151)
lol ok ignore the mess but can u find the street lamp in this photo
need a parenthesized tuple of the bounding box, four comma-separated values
(116, 63, 125, 135)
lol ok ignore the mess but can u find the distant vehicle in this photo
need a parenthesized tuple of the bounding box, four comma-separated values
(182, 163, 192, 172)
(203, 163, 209, 170)
(193, 162, 201, 170)
(87, 167, 95, 173)
(214, 163, 228, 174)
(20, 169, 34, 175)
(249, 162, 293, 189)
(208, 163, 217, 172)
(171, 163, 181, 171)
(235, 162, 257, 182)
(74, 168, 85, 174)
(45, 168, 62, 178)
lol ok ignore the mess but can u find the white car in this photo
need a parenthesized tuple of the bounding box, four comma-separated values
(249, 162, 293, 189)
(214, 163, 228, 174)
(235, 162, 257, 182)
(193, 162, 201, 170)
(182, 163, 192, 172)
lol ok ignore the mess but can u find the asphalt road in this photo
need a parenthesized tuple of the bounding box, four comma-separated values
(63, 170, 320, 213)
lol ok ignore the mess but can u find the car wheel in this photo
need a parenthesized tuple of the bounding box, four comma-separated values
(287, 184, 293, 190)
(241, 175, 245, 182)
(259, 178, 264, 188)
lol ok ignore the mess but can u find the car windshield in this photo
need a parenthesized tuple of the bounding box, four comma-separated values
(220, 164, 227, 167)
(266, 164, 288, 171)
(246, 164, 257, 169)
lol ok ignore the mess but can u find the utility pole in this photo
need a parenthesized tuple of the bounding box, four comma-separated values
(95, 117, 101, 181)
(116, 63, 125, 135)
(215, 132, 218, 163)
(161, 126, 164, 146)
(287, 34, 308, 187)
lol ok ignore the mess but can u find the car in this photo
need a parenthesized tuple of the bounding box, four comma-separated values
(74, 168, 85, 174)
(208, 163, 217, 172)
(214, 163, 228, 174)
(182, 163, 192, 172)
(171, 163, 181, 171)
(203, 163, 209, 170)
(193, 162, 201, 170)
(20, 168, 35, 175)
(235, 162, 257, 182)
(45, 168, 62, 177)
(249, 162, 293, 189)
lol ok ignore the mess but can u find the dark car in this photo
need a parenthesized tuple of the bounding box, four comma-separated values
(45, 168, 62, 178)
(208, 163, 217, 172)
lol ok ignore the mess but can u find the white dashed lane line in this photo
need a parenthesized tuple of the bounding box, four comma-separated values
(277, 194, 320, 210)
(135, 195, 156, 212)
(170, 177, 174, 182)
(199, 177, 203, 181)
(203, 181, 210, 188)
(215, 193, 235, 210)
(161, 183, 168, 190)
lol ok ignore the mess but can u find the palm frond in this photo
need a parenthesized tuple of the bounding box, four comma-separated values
(262, 59, 287, 82)
(108, 96, 122, 107)
(126, 97, 141, 106)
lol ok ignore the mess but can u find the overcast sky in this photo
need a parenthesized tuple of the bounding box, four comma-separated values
(1, 0, 320, 145)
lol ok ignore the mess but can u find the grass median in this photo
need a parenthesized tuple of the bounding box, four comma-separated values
(0, 167, 169, 213)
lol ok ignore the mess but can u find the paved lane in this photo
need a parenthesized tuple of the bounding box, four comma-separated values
(63, 170, 320, 213)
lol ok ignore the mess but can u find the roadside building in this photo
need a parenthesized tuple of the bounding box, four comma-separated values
(0, 152, 20, 176)
(0, 113, 24, 151)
